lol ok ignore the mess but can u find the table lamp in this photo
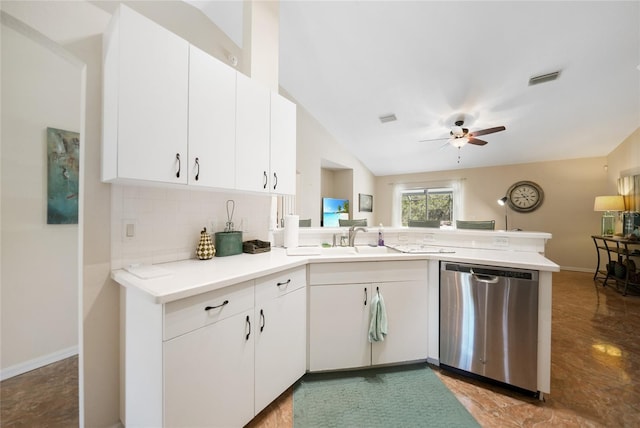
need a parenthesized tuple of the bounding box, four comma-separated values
(594, 195, 625, 235)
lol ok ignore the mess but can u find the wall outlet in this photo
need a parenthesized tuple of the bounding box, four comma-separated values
(123, 219, 137, 241)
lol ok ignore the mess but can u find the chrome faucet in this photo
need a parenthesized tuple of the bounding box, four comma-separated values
(348, 226, 367, 247)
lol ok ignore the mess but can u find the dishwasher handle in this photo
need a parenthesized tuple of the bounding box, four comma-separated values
(470, 268, 499, 284)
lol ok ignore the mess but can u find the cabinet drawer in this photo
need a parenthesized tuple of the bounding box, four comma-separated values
(164, 280, 254, 340)
(309, 261, 427, 285)
(255, 267, 306, 304)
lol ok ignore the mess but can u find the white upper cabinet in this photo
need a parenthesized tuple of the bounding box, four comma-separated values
(102, 5, 189, 184)
(188, 45, 236, 189)
(235, 73, 271, 193)
(103, 5, 296, 195)
(269, 93, 297, 195)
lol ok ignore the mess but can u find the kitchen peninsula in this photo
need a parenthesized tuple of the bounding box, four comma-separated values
(113, 228, 559, 427)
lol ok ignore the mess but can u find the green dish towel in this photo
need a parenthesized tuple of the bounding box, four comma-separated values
(368, 290, 388, 342)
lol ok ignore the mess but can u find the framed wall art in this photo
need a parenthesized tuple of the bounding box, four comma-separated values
(359, 193, 373, 212)
(47, 127, 80, 224)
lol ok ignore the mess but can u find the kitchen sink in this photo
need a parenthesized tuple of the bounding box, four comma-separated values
(320, 246, 357, 255)
(319, 246, 399, 255)
(354, 245, 399, 254)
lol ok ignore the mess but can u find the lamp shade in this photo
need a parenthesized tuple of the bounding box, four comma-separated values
(594, 195, 625, 212)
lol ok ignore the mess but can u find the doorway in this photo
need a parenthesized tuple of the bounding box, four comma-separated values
(0, 10, 85, 425)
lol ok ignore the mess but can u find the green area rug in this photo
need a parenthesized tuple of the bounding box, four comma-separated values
(293, 364, 479, 428)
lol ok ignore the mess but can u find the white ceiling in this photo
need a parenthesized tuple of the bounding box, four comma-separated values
(10, 0, 635, 177)
(193, 1, 640, 176)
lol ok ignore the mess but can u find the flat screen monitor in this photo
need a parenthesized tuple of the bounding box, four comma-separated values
(322, 197, 349, 227)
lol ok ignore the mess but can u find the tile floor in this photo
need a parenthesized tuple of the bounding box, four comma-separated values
(2, 270, 639, 427)
(0, 355, 78, 427)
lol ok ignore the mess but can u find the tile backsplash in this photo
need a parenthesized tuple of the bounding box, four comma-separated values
(111, 184, 273, 269)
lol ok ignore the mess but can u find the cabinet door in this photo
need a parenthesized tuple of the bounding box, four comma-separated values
(188, 45, 236, 189)
(372, 281, 429, 365)
(309, 284, 371, 371)
(116, 6, 189, 184)
(254, 287, 306, 414)
(269, 93, 296, 195)
(235, 72, 270, 192)
(164, 310, 254, 428)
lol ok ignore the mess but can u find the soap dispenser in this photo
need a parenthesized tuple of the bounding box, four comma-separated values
(196, 227, 215, 260)
(378, 223, 385, 246)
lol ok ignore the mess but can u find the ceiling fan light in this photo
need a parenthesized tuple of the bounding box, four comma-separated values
(451, 126, 464, 137)
(450, 137, 468, 148)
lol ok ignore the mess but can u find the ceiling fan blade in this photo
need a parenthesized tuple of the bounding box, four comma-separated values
(468, 126, 506, 137)
(418, 136, 449, 143)
(468, 138, 488, 146)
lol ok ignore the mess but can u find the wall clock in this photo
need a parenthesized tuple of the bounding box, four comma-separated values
(506, 181, 544, 213)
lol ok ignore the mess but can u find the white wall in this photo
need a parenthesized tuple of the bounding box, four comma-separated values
(294, 98, 376, 226)
(607, 127, 640, 191)
(0, 19, 80, 377)
(374, 157, 611, 271)
(111, 185, 272, 269)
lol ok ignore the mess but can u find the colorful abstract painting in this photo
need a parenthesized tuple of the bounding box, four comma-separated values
(47, 127, 79, 224)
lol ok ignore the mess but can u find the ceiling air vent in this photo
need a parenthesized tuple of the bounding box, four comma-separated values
(379, 114, 397, 123)
(528, 71, 561, 86)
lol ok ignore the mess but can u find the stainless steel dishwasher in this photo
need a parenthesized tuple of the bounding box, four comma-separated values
(440, 262, 539, 392)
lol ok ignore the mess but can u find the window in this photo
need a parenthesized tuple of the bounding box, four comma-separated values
(401, 188, 453, 227)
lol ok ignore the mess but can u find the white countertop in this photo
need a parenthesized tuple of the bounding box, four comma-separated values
(112, 247, 560, 304)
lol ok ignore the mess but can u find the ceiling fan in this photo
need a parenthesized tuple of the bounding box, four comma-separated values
(420, 120, 506, 148)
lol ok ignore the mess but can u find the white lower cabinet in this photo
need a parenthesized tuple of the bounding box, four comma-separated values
(371, 281, 429, 365)
(309, 261, 429, 372)
(309, 283, 371, 370)
(254, 270, 306, 413)
(121, 267, 306, 427)
(164, 309, 255, 427)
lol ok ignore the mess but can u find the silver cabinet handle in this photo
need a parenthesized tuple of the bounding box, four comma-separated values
(263, 171, 268, 189)
(273, 172, 278, 190)
(175, 153, 181, 178)
(195, 157, 200, 181)
(470, 268, 499, 284)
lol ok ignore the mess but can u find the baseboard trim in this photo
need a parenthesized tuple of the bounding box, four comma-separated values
(559, 266, 593, 273)
(1, 345, 78, 381)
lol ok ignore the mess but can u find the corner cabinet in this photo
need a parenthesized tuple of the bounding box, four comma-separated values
(102, 5, 189, 184)
(254, 268, 306, 413)
(120, 266, 306, 427)
(308, 261, 429, 371)
(235, 73, 271, 193)
(269, 93, 297, 195)
(234, 76, 297, 195)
